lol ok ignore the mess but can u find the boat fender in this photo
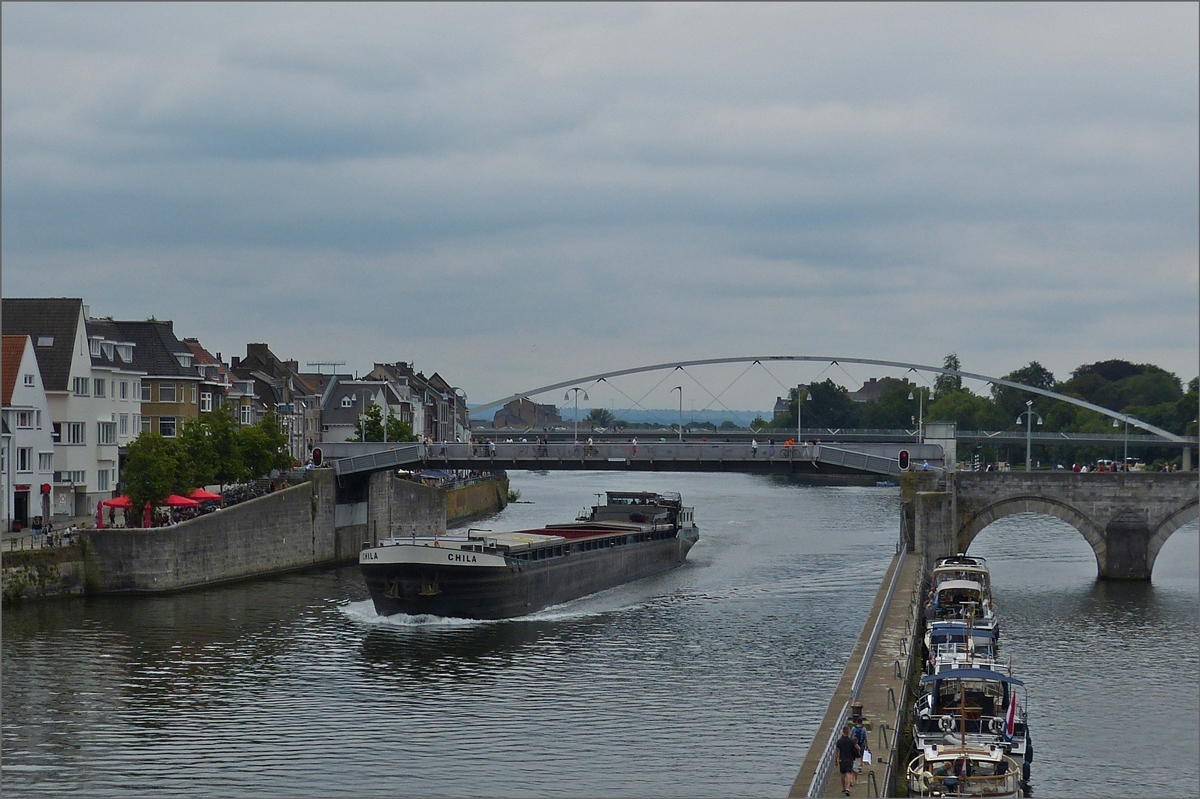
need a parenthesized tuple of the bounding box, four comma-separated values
(989, 717, 1004, 734)
(938, 715, 955, 733)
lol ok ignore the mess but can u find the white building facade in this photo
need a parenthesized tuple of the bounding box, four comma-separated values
(1, 335, 57, 531)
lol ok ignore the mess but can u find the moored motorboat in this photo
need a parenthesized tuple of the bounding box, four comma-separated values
(907, 741, 1022, 798)
(359, 490, 699, 619)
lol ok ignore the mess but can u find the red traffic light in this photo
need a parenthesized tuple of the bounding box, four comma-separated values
(898, 450, 910, 470)
(311, 448, 322, 467)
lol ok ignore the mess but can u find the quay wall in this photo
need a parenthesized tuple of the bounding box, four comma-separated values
(2, 470, 508, 602)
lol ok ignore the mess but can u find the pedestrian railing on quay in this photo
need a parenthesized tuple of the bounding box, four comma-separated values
(807, 547, 908, 797)
(5, 532, 77, 551)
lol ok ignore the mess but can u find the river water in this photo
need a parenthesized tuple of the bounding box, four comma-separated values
(2, 471, 1196, 798)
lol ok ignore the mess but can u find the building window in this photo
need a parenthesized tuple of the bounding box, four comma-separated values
(38, 452, 53, 472)
(120, 380, 129, 400)
(65, 422, 86, 445)
(341, 396, 353, 408)
(98, 422, 117, 445)
(141, 382, 152, 401)
(53, 470, 87, 484)
(190, 384, 198, 404)
(37, 336, 53, 347)
(119, 414, 129, 436)
(160, 383, 177, 403)
(36, 410, 41, 429)
(17, 448, 32, 472)
(97, 469, 110, 491)
(23, 374, 34, 386)
(240, 405, 254, 425)
(200, 392, 213, 413)
(94, 378, 106, 397)
(117, 344, 133, 362)
(73, 377, 90, 396)
(52, 422, 62, 443)
(15, 411, 33, 428)
(90, 339, 101, 357)
(159, 417, 176, 438)
(139, 415, 150, 433)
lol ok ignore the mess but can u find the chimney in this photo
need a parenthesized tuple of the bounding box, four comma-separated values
(82, 304, 90, 318)
(231, 356, 241, 369)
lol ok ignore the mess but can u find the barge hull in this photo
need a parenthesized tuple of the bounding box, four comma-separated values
(362, 534, 694, 619)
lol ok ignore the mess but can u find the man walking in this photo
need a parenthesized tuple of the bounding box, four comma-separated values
(835, 724, 860, 795)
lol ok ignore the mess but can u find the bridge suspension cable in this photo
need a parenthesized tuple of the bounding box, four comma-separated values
(473, 355, 1186, 443)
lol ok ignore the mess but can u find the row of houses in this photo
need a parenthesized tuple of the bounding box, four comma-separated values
(1, 297, 467, 530)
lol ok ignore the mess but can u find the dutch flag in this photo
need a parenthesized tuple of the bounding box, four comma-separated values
(1004, 690, 1018, 740)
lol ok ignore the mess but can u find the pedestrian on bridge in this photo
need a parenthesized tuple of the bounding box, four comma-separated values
(751, 438, 758, 457)
(631, 437, 638, 456)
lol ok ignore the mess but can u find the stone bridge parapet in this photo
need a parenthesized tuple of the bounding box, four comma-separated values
(906, 471, 1198, 580)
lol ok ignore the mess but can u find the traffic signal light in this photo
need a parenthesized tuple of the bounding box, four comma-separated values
(898, 450, 910, 471)
(311, 448, 322, 467)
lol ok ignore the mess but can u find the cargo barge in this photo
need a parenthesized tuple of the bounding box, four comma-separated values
(360, 490, 699, 619)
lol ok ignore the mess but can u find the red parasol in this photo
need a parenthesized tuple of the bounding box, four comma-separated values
(164, 494, 200, 507)
(96, 500, 105, 529)
(188, 488, 222, 501)
(103, 495, 134, 509)
(143, 501, 152, 528)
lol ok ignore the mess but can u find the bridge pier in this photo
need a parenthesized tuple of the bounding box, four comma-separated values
(1103, 510, 1151, 580)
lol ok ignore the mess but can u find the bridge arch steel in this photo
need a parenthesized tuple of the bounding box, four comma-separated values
(956, 496, 1107, 576)
(1146, 498, 1200, 576)
(475, 356, 1185, 442)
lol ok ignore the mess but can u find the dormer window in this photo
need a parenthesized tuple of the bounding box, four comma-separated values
(116, 344, 133, 362)
(37, 336, 54, 347)
(90, 339, 102, 357)
(341, 396, 354, 408)
(101, 343, 114, 361)
(175, 354, 192, 368)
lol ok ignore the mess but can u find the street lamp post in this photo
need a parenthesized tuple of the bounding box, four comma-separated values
(1113, 416, 1129, 468)
(672, 386, 683, 442)
(565, 388, 588, 444)
(1018, 400, 1043, 472)
(907, 389, 925, 444)
(796, 385, 812, 443)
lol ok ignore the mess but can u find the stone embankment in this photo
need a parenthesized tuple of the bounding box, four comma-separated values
(1, 469, 508, 603)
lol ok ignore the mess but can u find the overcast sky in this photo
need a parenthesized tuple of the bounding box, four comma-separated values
(4, 3, 1197, 411)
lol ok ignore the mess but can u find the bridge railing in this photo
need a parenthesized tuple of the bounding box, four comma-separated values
(330, 440, 921, 476)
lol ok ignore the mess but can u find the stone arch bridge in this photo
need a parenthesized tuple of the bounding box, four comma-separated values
(905, 471, 1199, 580)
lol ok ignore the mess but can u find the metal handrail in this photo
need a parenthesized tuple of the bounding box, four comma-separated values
(809, 549, 907, 797)
(806, 700, 850, 798)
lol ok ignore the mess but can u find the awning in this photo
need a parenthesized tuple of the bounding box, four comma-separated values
(188, 488, 222, 501)
(102, 495, 134, 509)
(164, 494, 200, 507)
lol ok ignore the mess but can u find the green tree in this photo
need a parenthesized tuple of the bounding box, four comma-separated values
(934, 353, 963, 398)
(926, 388, 995, 431)
(237, 411, 292, 477)
(123, 433, 186, 511)
(352, 404, 419, 442)
(207, 405, 246, 487)
(178, 417, 216, 488)
(585, 408, 616, 428)
(749, 415, 769, 430)
(992, 361, 1055, 424)
(860, 382, 926, 429)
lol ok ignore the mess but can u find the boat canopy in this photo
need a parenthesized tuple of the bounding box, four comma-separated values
(921, 668, 1024, 687)
(937, 579, 983, 593)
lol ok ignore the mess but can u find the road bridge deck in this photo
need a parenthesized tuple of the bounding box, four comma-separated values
(325, 441, 945, 478)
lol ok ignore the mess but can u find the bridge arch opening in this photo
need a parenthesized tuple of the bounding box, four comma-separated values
(1147, 503, 1199, 578)
(963, 511, 1102, 584)
(958, 497, 1106, 577)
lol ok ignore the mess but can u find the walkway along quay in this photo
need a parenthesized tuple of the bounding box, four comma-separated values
(1, 469, 508, 603)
